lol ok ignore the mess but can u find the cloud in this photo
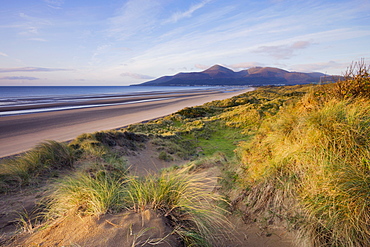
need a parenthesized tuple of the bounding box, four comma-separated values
(29, 38, 48, 42)
(44, 0, 64, 9)
(0, 67, 72, 73)
(254, 41, 312, 59)
(18, 13, 52, 37)
(164, 0, 212, 23)
(194, 64, 209, 70)
(0, 76, 39, 80)
(120, 72, 154, 80)
(290, 61, 347, 73)
(228, 62, 265, 70)
(0, 52, 8, 57)
(107, 0, 160, 40)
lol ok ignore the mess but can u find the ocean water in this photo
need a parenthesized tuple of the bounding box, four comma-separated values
(0, 86, 225, 116)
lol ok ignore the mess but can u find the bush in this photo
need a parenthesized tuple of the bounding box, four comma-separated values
(325, 59, 370, 100)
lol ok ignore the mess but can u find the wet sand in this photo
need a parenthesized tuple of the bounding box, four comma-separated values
(0, 88, 252, 158)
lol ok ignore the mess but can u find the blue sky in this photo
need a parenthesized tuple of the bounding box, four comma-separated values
(0, 0, 369, 86)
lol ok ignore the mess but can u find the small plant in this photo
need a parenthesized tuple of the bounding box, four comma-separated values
(126, 167, 232, 246)
(158, 151, 173, 161)
(49, 170, 128, 216)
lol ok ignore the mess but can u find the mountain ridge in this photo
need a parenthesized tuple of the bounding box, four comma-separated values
(137, 65, 333, 86)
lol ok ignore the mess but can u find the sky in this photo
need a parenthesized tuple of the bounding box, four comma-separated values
(0, 0, 369, 86)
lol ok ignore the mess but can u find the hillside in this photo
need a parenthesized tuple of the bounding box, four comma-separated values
(138, 65, 331, 86)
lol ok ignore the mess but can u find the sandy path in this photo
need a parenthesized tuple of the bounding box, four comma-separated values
(0, 89, 251, 158)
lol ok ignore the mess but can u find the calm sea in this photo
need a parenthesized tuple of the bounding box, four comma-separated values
(0, 86, 221, 116)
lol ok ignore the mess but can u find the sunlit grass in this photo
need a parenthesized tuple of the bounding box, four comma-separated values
(126, 166, 232, 246)
(0, 140, 74, 191)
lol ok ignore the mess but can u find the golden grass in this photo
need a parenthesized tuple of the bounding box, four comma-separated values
(236, 82, 370, 246)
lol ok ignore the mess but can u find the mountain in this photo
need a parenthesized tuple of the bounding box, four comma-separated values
(138, 65, 331, 86)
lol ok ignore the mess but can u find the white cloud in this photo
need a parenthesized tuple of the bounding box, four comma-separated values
(254, 41, 312, 60)
(289, 61, 348, 74)
(18, 13, 52, 37)
(194, 64, 209, 70)
(0, 76, 39, 80)
(0, 52, 8, 57)
(29, 38, 48, 42)
(228, 62, 265, 70)
(120, 72, 154, 80)
(0, 67, 71, 73)
(164, 0, 212, 23)
(107, 0, 160, 40)
(44, 0, 64, 9)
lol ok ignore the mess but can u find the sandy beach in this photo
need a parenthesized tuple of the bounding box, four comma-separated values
(0, 88, 252, 158)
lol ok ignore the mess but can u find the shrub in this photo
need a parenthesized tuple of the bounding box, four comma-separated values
(325, 59, 370, 100)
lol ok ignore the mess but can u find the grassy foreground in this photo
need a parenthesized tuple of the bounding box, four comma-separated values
(0, 61, 369, 246)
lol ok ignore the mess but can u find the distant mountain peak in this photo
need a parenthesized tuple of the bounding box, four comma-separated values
(203, 64, 234, 73)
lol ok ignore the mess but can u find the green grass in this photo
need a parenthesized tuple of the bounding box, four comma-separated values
(50, 172, 128, 216)
(126, 166, 232, 246)
(0, 140, 74, 192)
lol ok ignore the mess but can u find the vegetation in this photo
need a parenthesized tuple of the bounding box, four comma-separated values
(1, 61, 369, 246)
(126, 166, 231, 246)
(232, 61, 370, 246)
(0, 140, 74, 192)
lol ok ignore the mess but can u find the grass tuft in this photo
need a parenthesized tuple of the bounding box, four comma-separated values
(126, 166, 232, 246)
(0, 141, 74, 192)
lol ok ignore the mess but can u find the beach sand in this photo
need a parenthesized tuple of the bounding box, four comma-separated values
(0, 88, 252, 158)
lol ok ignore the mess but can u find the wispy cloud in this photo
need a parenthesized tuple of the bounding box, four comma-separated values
(0, 67, 72, 73)
(228, 62, 265, 70)
(107, 0, 160, 40)
(44, 0, 64, 9)
(194, 64, 209, 70)
(18, 13, 52, 37)
(164, 0, 212, 23)
(289, 61, 348, 74)
(254, 41, 312, 60)
(0, 76, 39, 80)
(29, 38, 48, 42)
(0, 52, 8, 57)
(120, 72, 154, 80)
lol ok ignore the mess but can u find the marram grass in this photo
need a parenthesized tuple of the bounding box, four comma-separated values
(49, 171, 128, 216)
(236, 83, 370, 246)
(0, 140, 74, 191)
(126, 166, 232, 246)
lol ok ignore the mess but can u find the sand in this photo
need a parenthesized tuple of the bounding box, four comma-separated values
(0, 88, 252, 158)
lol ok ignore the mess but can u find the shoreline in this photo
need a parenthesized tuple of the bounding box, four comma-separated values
(0, 88, 253, 158)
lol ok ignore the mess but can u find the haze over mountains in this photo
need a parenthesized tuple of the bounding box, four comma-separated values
(139, 65, 333, 86)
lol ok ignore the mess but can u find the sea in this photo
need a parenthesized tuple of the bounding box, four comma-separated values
(0, 86, 234, 117)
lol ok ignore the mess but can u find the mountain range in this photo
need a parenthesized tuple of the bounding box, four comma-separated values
(138, 65, 333, 86)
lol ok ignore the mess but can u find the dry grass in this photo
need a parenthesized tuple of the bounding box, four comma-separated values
(235, 79, 370, 246)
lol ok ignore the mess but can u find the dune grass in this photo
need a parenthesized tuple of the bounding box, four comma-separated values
(233, 63, 370, 246)
(0, 140, 74, 192)
(42, 157, 231, 246)
(126, 166, 231, 246)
